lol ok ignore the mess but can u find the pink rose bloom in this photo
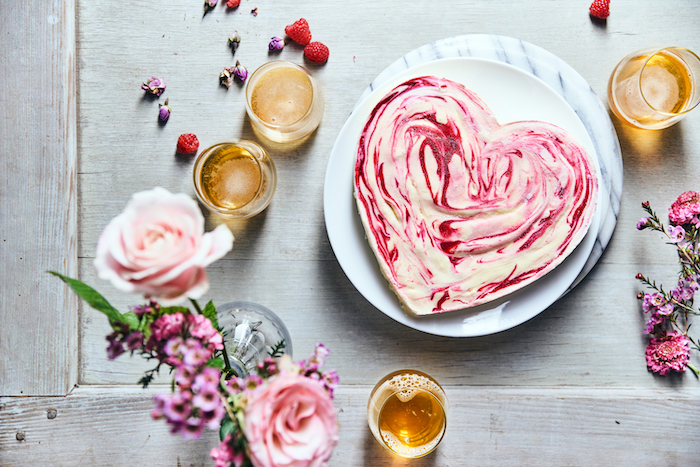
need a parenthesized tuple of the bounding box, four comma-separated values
(94, 187, 234, 305)
(244, 374, 339, 467)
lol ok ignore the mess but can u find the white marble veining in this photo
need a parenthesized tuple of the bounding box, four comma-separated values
(358, 34, 623, 291)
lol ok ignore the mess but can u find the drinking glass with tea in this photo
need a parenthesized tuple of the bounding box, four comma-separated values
(193, 140, 276, 219)
(608, 47, 700, 130)
(245, 60, 324, 143)
(367, 369, 448, 458)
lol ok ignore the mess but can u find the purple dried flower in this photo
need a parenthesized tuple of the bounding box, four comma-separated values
(636, 217, 650, 230)
(269, 36, 285, 51)
(124, 331, 144, 351)
(141, 77, 166, 97)
(158, 98, 171, 123)
(233, 60, 248, 82)
(228, 31, 241, 52)
(251, 7, 258, 16)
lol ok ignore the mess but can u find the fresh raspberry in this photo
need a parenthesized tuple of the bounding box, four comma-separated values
(176, 134, 199, 154)
(589, 0, 610, 19)
(304, 41, 329, 64)
(284, 18, 312, 45)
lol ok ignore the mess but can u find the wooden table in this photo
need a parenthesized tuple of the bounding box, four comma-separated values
(2, 0, 700, 465)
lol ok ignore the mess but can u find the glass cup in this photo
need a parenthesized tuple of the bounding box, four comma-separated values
(245, 60, 324, 143)
(193, 140, 276, 219)
(217, 301, 292, 377)
(608, 47, 700, 129)
(367, 369, 448, 458)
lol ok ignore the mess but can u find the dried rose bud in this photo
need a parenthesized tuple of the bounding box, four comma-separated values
(219, 67, 235, 88)
(141, 77, 166, 97)
(233, 60, 248, 82)
(228, 31, 241, 52)
(158, 98, 171, 122)
(268, 36, 285, 51)
(204, 0, 218, 8)
(226, 0, 240, 7)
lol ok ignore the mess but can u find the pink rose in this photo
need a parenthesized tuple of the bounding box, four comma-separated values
(244, 374, 338, 467)
(94, 187, 234, 305)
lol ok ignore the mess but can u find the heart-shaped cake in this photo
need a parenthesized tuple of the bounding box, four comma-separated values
(354, 76, 598, 316)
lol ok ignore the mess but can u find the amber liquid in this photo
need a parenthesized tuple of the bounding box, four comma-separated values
(368, 370, 447, 458)
(250, 66, 313, 126)
(199, 145, 262, 209)
(609, 50, 694, 129)
(378, 390, 446, 455)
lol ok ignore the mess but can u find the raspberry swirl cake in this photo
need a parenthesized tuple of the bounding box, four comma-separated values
(354, 76, 598, 316)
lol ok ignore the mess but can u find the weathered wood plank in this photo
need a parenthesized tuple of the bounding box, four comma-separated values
(0, 0, 78, 395)
(2, 386, 699, 466)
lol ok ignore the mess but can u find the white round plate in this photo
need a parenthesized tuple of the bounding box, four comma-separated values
(324, 57, 602, 337)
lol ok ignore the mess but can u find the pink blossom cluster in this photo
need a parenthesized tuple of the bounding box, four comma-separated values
(152, 366, 225, 439)
(645, 332, 691, 375)
(146, 312, 223, 366)
(668, 191, 700, 227)
(146, 312, 225, 439)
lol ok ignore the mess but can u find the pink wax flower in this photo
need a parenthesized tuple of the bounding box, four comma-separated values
(645, 332, 690, 375)
(244, 373, 339, 467)
(93, 187, 234, 305)
(668, 191, 700, 226)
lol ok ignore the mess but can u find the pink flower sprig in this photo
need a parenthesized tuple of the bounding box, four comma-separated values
(636, 196, 700, 377)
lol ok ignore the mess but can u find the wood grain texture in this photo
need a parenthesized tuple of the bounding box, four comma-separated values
(0, 0, 78, 395)
(1, 386, 699, 466)
(2, 0, 700, 464)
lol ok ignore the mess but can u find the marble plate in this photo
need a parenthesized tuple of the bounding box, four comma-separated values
(324, 35, 622, 337)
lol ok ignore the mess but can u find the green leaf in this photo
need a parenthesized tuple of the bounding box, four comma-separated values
(202, 300, 218, 329)
(219, 415, 236, 441)
(48, 271, 124, 326)
(121, 312, 140, 330)
(207, 357, 225, 369)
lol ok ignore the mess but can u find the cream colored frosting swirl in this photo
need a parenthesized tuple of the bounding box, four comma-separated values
(354, 76, 598, 315)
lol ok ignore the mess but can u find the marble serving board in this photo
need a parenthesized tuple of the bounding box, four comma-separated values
(356, 34, 623, 292)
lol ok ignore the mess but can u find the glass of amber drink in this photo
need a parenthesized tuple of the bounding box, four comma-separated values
(367, 370, 448, 458)
(245, 60, 324, 143)
(193, 140, 276, 219)
(608, 47, 700, 129)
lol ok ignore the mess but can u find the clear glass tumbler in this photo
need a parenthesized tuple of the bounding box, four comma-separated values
(608, 47, 700, 129)
(245, 60, 324, 143)
(367, 369, 448, 458)
(193, 140, 277, 219)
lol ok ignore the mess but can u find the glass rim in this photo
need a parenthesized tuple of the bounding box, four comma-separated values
(192, 141, 265, 215)
(244, 60, 318, 131)
(638, 47, 700, 116)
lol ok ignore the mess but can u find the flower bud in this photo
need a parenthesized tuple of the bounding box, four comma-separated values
(228, 30, 241, 52)
(268, 36, 285, 51)
(158, 98, 171, 122)
(233, 60, 248, 82)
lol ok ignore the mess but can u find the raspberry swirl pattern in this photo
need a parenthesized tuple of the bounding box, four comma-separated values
(354, 76, 598, 315)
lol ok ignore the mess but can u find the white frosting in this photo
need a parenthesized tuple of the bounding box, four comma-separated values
(354, 76, 598, 315)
